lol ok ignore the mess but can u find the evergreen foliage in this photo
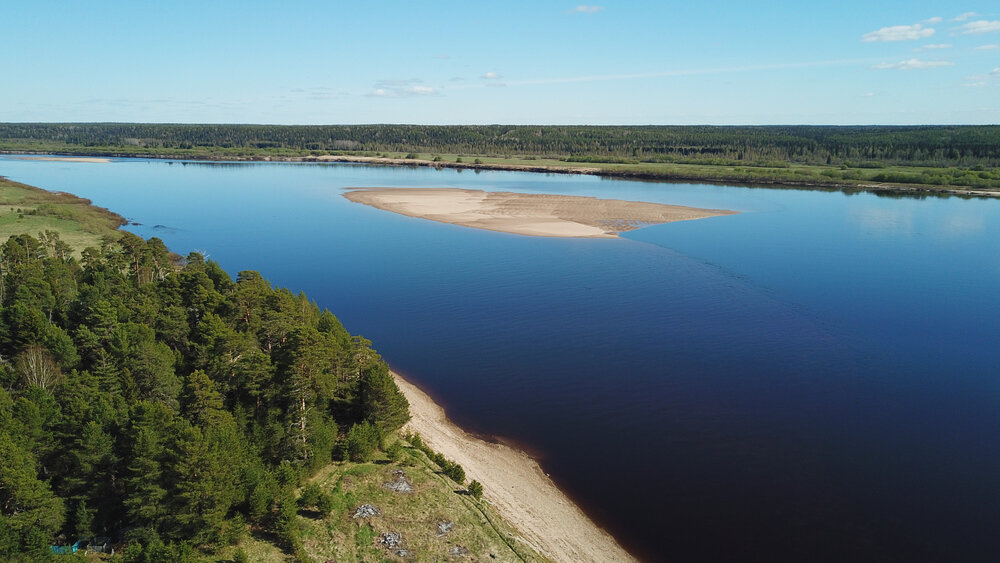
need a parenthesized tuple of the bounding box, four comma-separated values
(0, 232, 410, 556)
(406, 433, 466, 485)
(467, 480, 483, 501)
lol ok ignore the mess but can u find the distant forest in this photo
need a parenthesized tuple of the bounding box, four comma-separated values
(3, 123, 1000, 168)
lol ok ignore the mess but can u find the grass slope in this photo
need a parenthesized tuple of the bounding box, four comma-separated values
(223, 438, 546, 563)
(0, 177, 126, 254)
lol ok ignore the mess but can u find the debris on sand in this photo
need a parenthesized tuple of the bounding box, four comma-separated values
(384, 469, 414, 493)
(352, 504, 379, 519)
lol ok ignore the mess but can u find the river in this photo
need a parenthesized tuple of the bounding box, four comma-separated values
(2, 156, 999, 561)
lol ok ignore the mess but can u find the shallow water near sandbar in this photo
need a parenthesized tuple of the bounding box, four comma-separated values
(2, 156, 999, 561)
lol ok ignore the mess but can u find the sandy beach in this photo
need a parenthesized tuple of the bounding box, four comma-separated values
(393, 373, 637, 562)
(14, 156, 111, 163)
(344, 187, 736, 238)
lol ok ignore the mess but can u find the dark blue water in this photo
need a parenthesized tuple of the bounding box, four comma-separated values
(3, 157, 999, 561)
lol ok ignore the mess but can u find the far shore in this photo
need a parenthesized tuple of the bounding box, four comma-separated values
(393, 371, 637, 562)
(344, 187, 736, 238)
(4, 150, 997, 198)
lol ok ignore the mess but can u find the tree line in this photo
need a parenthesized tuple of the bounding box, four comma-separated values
(2, 123, 999, 167)
(0, 231, 409, 560)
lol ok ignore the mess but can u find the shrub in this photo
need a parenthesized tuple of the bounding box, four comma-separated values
(468, 480, 483, 500)
(345, 421, 380, 462)
(386, 439, 403, 462)
(316, 492, 335, 515)
(298, 483, 323, 509)
(443, 462, 465, 484)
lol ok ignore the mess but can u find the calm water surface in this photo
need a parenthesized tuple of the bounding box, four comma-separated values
(3, 157, 999, 561)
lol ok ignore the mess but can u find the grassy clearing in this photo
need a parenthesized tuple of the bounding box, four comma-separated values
(0, 178, 125, 254)
(293, 439, 546, 563)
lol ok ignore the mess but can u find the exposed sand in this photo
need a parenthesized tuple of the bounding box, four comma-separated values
(393, 373, 637, 562)
(14, 156, 111, 163)
(344, 187, 736, 238)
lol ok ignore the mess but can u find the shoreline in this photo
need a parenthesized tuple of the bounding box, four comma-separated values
(3, 149, 997, 199)
(392, 371, 637, 562)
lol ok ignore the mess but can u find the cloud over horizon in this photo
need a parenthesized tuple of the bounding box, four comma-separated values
(871, 59, 955, 70)
(862, 23, 935, 42)
(369, 79, 439, 98)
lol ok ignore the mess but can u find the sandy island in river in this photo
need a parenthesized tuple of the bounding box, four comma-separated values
(344, 187, 736, 238)
(393, 373, 637, 562)
(14, 156, 111, 163)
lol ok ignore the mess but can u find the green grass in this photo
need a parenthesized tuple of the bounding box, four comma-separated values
(0, 178, 125, 254)
(294, 441, 547, 563)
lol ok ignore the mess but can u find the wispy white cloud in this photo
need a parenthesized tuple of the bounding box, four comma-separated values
(916, 43, 952, 50)
(974, 44, 999, 50)
(368, 79, 439, 97)
(481, 72, 502, 79)
(925, 17, 943, 24)
(291, 87, 347, 101)
(442, 58, 878, 92)
(862, 23, 935, 42)
(433, 54, 451, 60)
(567, 5, 603, 14)
(963, 81, 988, 87)
(992, 67, 1000, 76)
(952, 12, 979, 22)
(955, 20, 1000, 34)
(871, 59, 955, 70)
(862, 92, 876, 97)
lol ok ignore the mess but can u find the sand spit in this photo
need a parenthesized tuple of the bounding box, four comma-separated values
(14, 156, 112, 163)
(393, 373, 637, 562)
(344, 187, 736, 238)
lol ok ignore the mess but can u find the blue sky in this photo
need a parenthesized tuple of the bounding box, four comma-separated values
(1, 1, 998, 124)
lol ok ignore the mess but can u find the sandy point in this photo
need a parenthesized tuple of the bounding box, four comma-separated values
(393, 372, 637, 563)
(14, 156, 112, 163)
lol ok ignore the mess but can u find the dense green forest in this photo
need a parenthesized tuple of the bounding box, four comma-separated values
(3, 123, 1000, 168)
(0, 231, 410, 560)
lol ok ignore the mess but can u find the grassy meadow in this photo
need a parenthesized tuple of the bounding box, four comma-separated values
(0, 177, 125, 254)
